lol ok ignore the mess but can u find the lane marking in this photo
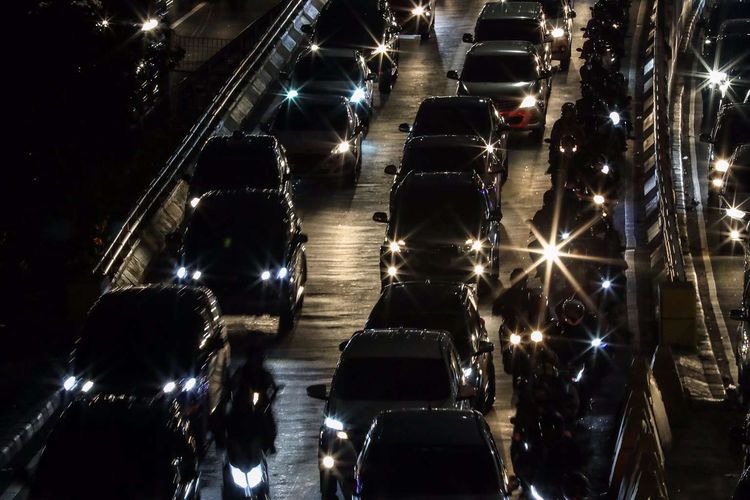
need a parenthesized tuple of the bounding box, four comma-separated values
(170, 2, 208, 29)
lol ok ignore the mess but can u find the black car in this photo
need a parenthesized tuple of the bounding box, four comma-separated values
(284, 46, 377, 127)
(373, 171, 502, 291)
(186, 132, 292, 209)
(177, 189, 307, 328)
(702, 103, 750, 191)
(354, 409, 513, 499)
(731, 266, 750, 403)
(701, 20, 750, 133)
(28, 397, 200, 500)
(385, 134, 508, 207)
(63, 285, 231, 452)
(364, 281, 496, 411)
(301, 0, 401, 92)
(399, 96, 510, 152)
(719, 144, 750, 246)
(267, 96, 364, 185)
(387, 0, 436, 40)
(698, 0, 750, 59)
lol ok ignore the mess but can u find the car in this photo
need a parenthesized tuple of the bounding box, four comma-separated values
(364, 281, 496, 412)
(698, 0, 750, 59)
(176, 189, 307, 328)
(398, 96, 510, 154)
(462, 2, 553, 70)
(448, 41, 552, 138)
(353, 409, 514, 499)
(267, 96, 365, 184)
(301, 0, 401, 92)
(702, 103, 750, 192)
(373, 171, 502, 290)
(385, 134, 508, 208)
(63, 285, 231, 453)
(306, 329, 476, 497)
(731, 264, 750, 403)
(525, 0, 576, 69)
(701, 20, 750, 133)
(733, 466, 750, 500)
(28, 397, 201, 500)
(186, 132, 292, 209)
(283, 46, 377, 127)
(387, 0, 436, 40)
(718, 144, 750, 246)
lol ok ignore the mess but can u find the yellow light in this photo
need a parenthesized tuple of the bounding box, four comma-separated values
(141, 18, 159, 31)
(542, 244, 560, 262)
(471, 240, 482, 251)
(411, 5, 425, 15)
(510, 333, 521, 345)
(712, 178, 724, 188)
(551, 27, 565, 38)
(593, 194, 605, 205)
(530, 330, 543, 343)
(322, 456, 335, 469)
(727, 207, 746, 220)
(334, 141, 350, 154)
(387, 266, 398, 277)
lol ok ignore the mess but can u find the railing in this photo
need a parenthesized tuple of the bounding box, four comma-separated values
(173, 35, 232, 72)
(94, 0, 308, 278)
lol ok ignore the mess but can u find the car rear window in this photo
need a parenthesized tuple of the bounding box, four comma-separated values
(476, 19, 542, 43)
(412, 103, 491, 137)
(273, 102, 350, 132)
(333, 357, 451, 400)
(462, 54, 538, 82)
(294, 56, 361, 82)
(194, 145, 281, 191)
(401, 144, 488, 175)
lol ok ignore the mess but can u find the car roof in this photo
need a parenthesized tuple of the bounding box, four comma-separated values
(203, 132, 278, 152)
(369, 408, 487, 446)
(405, 134, 487, 149)
(479, 1, 544, 20)
(719, 19, 750, 37)
(343, 329, 453, 358)
(195, 188, 290, 214)
(417, 95, 492, 110)
(96, 284, 213, 313)
(468, 40, 538, 56)
(380, 280, 472, 305)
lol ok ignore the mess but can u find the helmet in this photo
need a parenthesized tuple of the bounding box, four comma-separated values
(562, 298, 585, 326)
(561, 102, 576, 118)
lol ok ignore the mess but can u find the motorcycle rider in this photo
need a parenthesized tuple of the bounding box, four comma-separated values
(549, 103, 587, 166)
(493, 268, 549, 330)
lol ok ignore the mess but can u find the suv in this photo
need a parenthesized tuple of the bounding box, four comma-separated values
(531, 0, 576, 69)
(448, 41, 552, 138)
(365, 281, 496, 412)
(373, 171, 501, 290)
(387, 0, 436, 40)
(63, 285, 231, 454)
(301, 0, 401, 92)
(177, 189, 308, 329)
(284, 46, 377, 127)
(306, 329, 475, 497)
(354, 409, 513, 499)
(702, 103, 750, 191)
(186, 132, 291, 209)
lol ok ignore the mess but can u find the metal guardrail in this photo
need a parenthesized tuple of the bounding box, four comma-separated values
(173, 35, 232, 72)
(652, 0, 687, 282)
(94, 0, 308, 278)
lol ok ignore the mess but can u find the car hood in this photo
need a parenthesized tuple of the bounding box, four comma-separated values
(460, 81, 535, 100)
(297, 81, 359, 97)
(274, 130, 347, 154)
(327, 397, 455, 433)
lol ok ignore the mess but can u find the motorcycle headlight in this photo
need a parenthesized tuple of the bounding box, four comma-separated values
(519, 95, 537, 108)
(601, 163, 610, 174)
(332, 141, 351, 154)
(411, 5, 426, 15)
(551, 27, 565, 38)
(727, 207, 746, 220)
(230, 464, 264, 489)
(510, 333, 522, 345)
(708, 70, 727, 85)
(715, 159, 730, 172)
(176, 266, 187, 279)
(350, 87, 366, 103)
(286, 89, 299, 99)
(593, 194, 606, 205)
(261, 270, 272, 281)
(609, 111, 621, 125)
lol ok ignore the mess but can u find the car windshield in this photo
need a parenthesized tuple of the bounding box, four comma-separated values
(367, 310, 472, 355)
(333, 357, 451, 400)
(75, 296, 202, 389)
(316, 0, 386, 47)
(462, 54, 538, 82)
(392, 186, 483, 242)
(273, 103, 350, 132)
(402, 145, 488, 175)
(359, 443, 500, 496)
(412, 103, 490, 137)
(294, 56, 361, 82)
(715, 118, 750, 155)
(194, 145, 280, 191)
(476, 19, 542, 42)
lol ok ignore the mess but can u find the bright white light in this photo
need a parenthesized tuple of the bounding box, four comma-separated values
(715, 159, 730, 172)
(602, 279, 612, 289)
(230, 465, 249, 488)
(519, 95, 537, 108)
(189, 197, 200, 208)
(183, 378, 197, 391)
(277, 267, 288, 279)
(389, 241, 401, 252)
(591, 338, 602, 348)
(593, 194, 606, 205)
(530, 330, 543, 343)
(542, 244, 560, 262)
(704, 39, 711, 45)
(374, 44, 388, 54)
(728, 207, 746, 220)
(261, 270, 271, 281)
(731, 230, 742, 241)
(350, 87, 366, 103)
(311, 43, 320, 51)
(247, 464, 263, 488)
(708, 70, 727, 85)
(191, 270, 202, 280)
(574, 366, 584, 382)
(176, 267, 187, 279)
(141, 18, 159, 31)
(510, 333, 522, 345)
(334, 141, 351, 154)
(324, 417, 344, 431)
(474, 264, 485, 275)
(561, 231, 570, 240)
(551, 27, 565, 38)
(163, 381, 176, 393)
(336, 431, 349, 440)
(471, 240, 482, 251)
(609, 111, 621, 125)
(63, 376, 77, 391)
(530, 485, 545, 500)
(411, 5, 425, 15)
(286, 89, 299, 99)
(322, 455, 335, 469)
(81, 380, 94, 393)
(485, 144, 495, 154)
(462, 367, 473, 378)
(387, 266, 398, 277)
(712, 178, 724, 187)
(601, 164, 610, 174)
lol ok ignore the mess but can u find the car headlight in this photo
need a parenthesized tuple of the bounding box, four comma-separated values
(715, 159, 730, 172)
(141, 18, 159, 32)
(412, 5, 426, 15)
(551, 27, 565, 38)
(286, 89, 299, 99)
(593, 194, 606, 205)
(510, 333, 522, 345)
(230, 464, 264, 489)
(388, 240, 405, 252)
(310, 43, 320, 51)
(350, 87, 366, 103)
(609, 111, 621, 125)
(176, 266, 187, 279)
(277, 267, 288, 279)
(191, 270, 202, 280)
(324, 417, 344, 431)
(465, 238, 482, 251)
(530, 330, 543, 343)
(373, 43, 388, 55)
(602, 279, 612, 289)
(708, 70, 727, 85)
(704, 39, 711, 45)
(474, 264, 485, 275)
(591, 337, 604, 348)
(519, 95, 537, 108)
(712, 178, 724, 188)
(81, 380, 94, 392)
(261, 270, 272, 281)
(332, 141, 351, 154)
(727, 207, 746, 220)
(731, 229, 742, 241)
(189, 197, 200, 208)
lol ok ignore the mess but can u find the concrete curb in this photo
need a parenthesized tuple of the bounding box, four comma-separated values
(0, 394, 61, 470)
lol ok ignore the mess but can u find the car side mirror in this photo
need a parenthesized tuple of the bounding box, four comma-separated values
(295, 233, 309, 244)
(699, 133, 712, 143)
(446, 70, 459, 80)
(398, 123, 412, 133)
(457, 384, 477, 401)
(338, 340, 349, 352)
(384, 164, 398, 175)
(306, 384, 328, 400)
(300, 24, 313, 34)
(475, 340, 495, 355)
(366, 72, 378, 81)
(462, 33, 474, 43)
(731, 309, 747, 321)
(373, 211, 389, 223)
